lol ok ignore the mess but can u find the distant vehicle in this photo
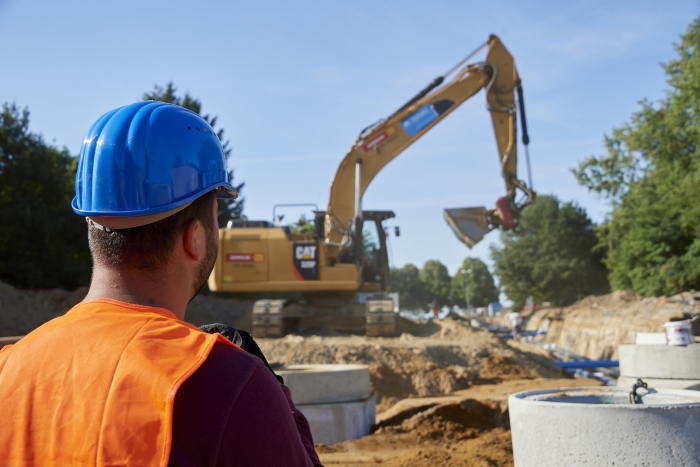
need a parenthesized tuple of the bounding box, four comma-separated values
(488, 303, 503, 316)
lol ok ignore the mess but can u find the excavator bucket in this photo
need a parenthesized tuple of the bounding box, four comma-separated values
(443, 207, 494, 248)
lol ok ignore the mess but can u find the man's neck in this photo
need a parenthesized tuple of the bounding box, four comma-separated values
(84, 265, 189, 320)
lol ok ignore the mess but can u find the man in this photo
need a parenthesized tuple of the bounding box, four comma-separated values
(431, 298, 439, 319)
(0, 102, 323, 466)
(507, 309, 522, 340)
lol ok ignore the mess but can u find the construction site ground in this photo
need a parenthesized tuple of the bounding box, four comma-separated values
(0, 280, 608, 466)
(522, 290, 700, 360)
(257, 318, 600, 466)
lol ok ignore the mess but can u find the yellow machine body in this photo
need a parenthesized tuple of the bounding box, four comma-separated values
(208, 35, 536, 337)
(208, 228, 362, 293)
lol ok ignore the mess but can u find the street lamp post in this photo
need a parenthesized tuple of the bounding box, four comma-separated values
(461, 269, 472, 313)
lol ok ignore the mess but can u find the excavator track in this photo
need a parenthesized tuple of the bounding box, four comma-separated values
(365, 299, 396, 337)
(252, 299, 286, 338)
(251, 298, 396, 338)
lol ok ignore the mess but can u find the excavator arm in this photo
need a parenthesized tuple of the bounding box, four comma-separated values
(324, 35, 535, 263)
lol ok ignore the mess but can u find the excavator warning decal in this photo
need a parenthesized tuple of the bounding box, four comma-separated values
(293, 242, 318, 280)
(226, 253, 265, 262)
(363, 126, 396, 151)
(401, 99, 454, 137)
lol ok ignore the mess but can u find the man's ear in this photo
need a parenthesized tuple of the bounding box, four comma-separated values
(182, 219, 203, 262)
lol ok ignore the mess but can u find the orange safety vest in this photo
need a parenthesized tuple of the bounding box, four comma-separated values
(0, 298, 240, 466)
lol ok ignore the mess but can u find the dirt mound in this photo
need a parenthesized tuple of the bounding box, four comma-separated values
(394, 315, 441, 337)
(318, 378, 601, 466)
(319, 396, 514, 467)
(402, 399, 507, 442)
(0, 281, 87, 336)
(184, 294, 253, 329)
(259, 319, 563, 412)
(368, 362, 475, 411)
(524, 290, 700, 359)
(478, 355, 535, 382)
(0, 280, 253, 337)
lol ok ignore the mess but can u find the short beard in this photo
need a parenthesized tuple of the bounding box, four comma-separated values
(190, 230, 219, 302)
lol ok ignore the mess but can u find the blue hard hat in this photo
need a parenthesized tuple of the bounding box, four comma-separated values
(72, 101, 237, 221)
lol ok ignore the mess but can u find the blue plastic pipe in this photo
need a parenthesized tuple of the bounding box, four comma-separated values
(498, 330, 545, 339)
(565, 368, 617, 386)
(554, 360, 619, 369)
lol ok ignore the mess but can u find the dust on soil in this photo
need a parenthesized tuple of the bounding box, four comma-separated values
(258, 316, 563, 412)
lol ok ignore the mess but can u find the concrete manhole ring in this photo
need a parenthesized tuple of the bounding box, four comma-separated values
(276, 364, 371, 405)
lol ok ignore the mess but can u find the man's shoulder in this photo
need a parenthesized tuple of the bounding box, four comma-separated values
(204, 340, 263, 373)
(174, 341, 267, 420)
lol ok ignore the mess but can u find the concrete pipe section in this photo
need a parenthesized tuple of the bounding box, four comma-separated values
(618, 344, 700, 390)
(276, 364, 375, 446)
(509, 386, 700, 466)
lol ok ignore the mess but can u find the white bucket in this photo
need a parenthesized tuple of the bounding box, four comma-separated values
(664, 320, 693, 346)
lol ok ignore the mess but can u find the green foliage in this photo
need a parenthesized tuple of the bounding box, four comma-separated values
(143, 82, 245, 226)
(391, 258, 499, 310)
(419, 260, 452, 307)
(572, 19, 700, 296)
(490, 194, 609, 309)
(0, 103, 91, 289)
(290, 214, 314, 235)
(388, 263, 430, 310)
(450, 258, 499, 308)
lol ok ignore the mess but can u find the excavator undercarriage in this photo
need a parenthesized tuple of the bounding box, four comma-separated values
(251, 296, 396, 338)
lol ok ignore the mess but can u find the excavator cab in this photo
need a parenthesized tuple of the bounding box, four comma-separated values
(315, 210, 394, 289)
(357, 211, 394, 288)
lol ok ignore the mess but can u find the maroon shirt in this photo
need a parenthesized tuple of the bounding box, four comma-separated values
(169, 343, 323, 466)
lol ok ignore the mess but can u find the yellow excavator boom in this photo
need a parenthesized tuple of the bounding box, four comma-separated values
(324, 35, 535, 260)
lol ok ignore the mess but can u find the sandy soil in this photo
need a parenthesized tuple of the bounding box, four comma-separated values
(259, 317, 564, 412)
(255, 317, 603, 466)
(0, 280, 253, 337)
(523, 290, 700, 359)
(0, 281, 88, 336)
(316, 378, 602, 466)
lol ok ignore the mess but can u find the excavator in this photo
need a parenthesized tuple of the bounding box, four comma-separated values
(208, 35, 536, 338)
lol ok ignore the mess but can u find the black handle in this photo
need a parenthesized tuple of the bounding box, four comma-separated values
(517, 85, 530, 146)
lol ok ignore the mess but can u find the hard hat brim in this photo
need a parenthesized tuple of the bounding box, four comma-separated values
(215, 185, 238, 200)
(87, 202, 194, 230)
(73, 181, 238, 218)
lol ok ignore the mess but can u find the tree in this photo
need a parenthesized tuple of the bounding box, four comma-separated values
(572, 19, 700, 296)
(143, 83, 245, 226)
(419, 260, 452, 307)
(451, 258, 499, 308)
(0, 103, 91, 289)
(289, 214, 314, 235)
(490, 194, 609, 309)
(388, 264, 430, 310)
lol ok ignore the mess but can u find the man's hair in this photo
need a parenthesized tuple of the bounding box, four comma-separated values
(88, 191, 217, 271)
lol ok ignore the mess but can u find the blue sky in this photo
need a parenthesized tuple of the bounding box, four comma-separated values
(1, 0, 697, 279)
